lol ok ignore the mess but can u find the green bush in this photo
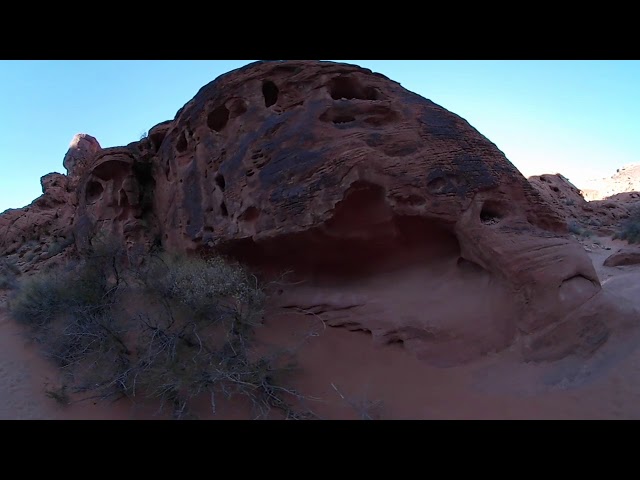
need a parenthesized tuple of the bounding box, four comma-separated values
(8, 241, 312, 420)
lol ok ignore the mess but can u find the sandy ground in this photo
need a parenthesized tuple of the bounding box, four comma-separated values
(2, 235, 640, 420)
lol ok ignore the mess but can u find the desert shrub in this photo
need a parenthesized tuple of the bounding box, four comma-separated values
(614, 206, 640, 244)
(11, 239, 120, 330)
(132, 253, 307, 419)
(10, 273, 68, 328)
(47, 236, 74, 257)
(142, 254, 265, 331)
(8, 240, 312, 419)
(0, 257, 20, 290)
(567, 220, 592, 238)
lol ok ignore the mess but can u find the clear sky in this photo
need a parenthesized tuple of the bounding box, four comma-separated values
(1, 60, 638, 213)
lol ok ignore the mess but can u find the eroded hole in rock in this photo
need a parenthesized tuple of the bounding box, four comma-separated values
(324, 182, 390, 236)
(133, 161, 155, 217)
(222, 181, 466, 282)
(215, 173, 226, 191)
(92, 160, 131, 182)
(328, 76, 378, 100)
(333, 115, 356, 124)
(223, 212, 462, 280)
(239, 206, 260, 222)
(394, 194, 425, 206)
(427, 176, 447, 193)
(207, 105, 230, 132)
(176, 131, 188, 152)
(319, 108, 358, 125)
(262, 81, 279, 107)
(480, 201, 506, 224)
(220, 202, 228, 217)
(85, 181, 104, 203)
(150, 131, 166, 152)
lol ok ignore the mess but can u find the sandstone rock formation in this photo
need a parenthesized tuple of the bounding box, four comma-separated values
(604, 248, 640, 267)
(528, 173, 634, 236)
(581, 164, 640, 201)
(2, 60, 638, 366)
(63, 134, 102, 193)
(0, 172, 77, 273)
(0, 134, 105, 275)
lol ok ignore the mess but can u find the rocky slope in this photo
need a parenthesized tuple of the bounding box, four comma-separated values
(1, 60, 638, 368)
(528, 173, 636, 236)
(581, 164, 640, 201)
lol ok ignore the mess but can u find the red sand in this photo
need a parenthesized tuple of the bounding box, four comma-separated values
(2, 235, 640, 420)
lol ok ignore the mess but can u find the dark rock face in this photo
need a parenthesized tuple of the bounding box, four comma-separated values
(2, 60, 637, 366)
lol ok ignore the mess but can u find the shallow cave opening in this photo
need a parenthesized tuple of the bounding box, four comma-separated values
(328, 76, 378, 101)
(92, 160, 131, 182)
(480, 200, 506, 224)
(215, 173, 226, 191)
(239, 206, 260, 222)
(207, 105, 230, 132)
(149, 131, 166, 152)
(220, 202, 228, 217)
(133, 161, 156, 216)
(333, 115, 356, 124)
(262, 80, 279, 108)
(219, 183, 462, 279)
(85, 181, 104, 203)
(176, 131, 188, 153)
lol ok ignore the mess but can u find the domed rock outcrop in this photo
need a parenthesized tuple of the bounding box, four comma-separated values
(4, 60, 638, 366)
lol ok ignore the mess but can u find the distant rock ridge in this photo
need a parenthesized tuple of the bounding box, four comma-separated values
(580, 163, 640, 201)
(528, 173, 636, 236)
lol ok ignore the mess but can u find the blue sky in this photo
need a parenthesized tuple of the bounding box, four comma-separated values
(1, 60, 638, 213)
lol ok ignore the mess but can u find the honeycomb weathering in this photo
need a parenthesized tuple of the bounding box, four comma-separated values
(2, 60, 637, 366)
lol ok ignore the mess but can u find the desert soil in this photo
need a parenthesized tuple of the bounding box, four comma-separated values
(2, 235, 640, 420)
